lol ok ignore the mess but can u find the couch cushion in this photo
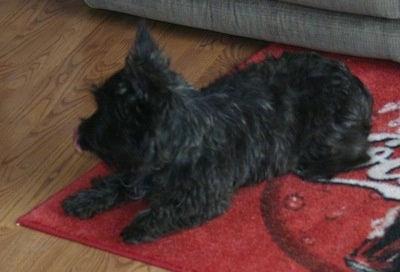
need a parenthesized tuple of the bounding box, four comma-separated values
(280, 0, 400, 19)
(83, 0, 400, 62)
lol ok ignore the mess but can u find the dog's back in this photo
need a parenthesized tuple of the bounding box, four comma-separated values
(200, 52, 373, 182)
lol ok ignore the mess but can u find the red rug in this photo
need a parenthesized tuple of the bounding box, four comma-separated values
(18, 44, 400, 272)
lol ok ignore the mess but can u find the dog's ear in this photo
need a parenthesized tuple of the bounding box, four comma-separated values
(132, 22, 163, 60)
(121, 21, 196, 103)
(125, 21, 170, 75)
(120, 21, 174, 99)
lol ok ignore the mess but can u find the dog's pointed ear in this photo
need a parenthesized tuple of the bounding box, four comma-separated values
(133, 21, 158, 57)
(120, 21, 196, 104)
(126, 21, 169, 71)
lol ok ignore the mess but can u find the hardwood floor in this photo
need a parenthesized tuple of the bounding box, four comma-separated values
(0, 1, 265, 271)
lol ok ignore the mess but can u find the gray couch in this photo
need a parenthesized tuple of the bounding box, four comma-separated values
(83, 0, 400, 62)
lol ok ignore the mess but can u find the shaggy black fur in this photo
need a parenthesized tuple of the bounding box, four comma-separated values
(62, 22, 373, 244)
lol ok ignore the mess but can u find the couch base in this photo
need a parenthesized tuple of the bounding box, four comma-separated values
(84, 0, 400, 62)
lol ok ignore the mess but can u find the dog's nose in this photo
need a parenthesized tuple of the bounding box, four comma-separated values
(73, 128, 83, 153)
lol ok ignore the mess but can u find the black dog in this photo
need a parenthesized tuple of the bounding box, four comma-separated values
(63, 22, 373, 244)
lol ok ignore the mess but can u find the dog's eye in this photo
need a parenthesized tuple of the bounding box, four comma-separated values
(118, 88, 128, 95)
(117, 83, 129, 95)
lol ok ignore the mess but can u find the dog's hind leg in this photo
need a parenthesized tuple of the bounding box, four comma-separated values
(294, 125, 371, 181)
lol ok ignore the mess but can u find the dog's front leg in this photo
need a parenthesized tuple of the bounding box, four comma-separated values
(62, 171, 144, 219)
(121, 183, 232, 244)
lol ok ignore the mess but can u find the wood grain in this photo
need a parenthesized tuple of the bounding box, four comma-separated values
(0, 0, 265, 271)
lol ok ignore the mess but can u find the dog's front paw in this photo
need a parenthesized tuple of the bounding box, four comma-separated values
(62, 189, 116, 219)
(121, 210, 159, 244)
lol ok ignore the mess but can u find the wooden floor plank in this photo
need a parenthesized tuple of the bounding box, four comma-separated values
(0, 0, 265, 271)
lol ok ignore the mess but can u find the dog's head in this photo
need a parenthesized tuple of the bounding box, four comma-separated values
(74, 22, 195, 169)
